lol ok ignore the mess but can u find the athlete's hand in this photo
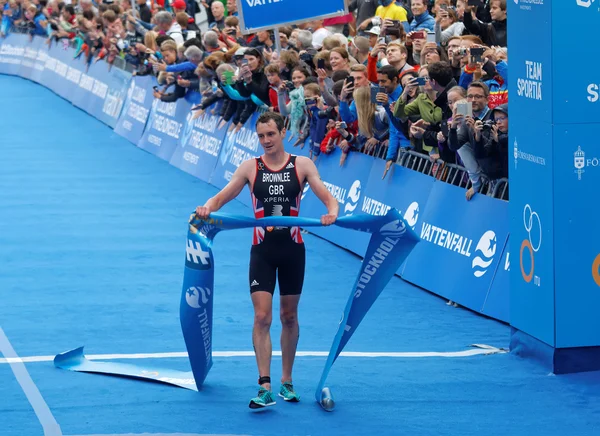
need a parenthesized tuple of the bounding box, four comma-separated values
(195, 206, 212, 220)
(321, 213, 337, 226)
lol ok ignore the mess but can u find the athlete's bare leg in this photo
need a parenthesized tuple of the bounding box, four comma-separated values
(280, 294, 301, 383)
(251, 291, 273, 390)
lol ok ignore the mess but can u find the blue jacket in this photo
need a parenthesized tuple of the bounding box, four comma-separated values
(384, 84, 410, 160)
(307, 105, 329, 145)
(409, 11, 435, 32)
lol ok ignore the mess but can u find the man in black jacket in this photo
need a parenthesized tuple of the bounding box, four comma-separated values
(422, 61, 458, 164)
(473, 103, 508, 196)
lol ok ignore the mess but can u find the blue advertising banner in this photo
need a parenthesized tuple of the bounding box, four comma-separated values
(551, 1, 600, 124)
(138, 91, 198, 162)
(114, 75, 154, 144)
(509, 122, 555, 347)
(49, 43, 77, 102)
(29, 37, 48, 85)
(17, 35, 40, 81)
(553, 125, 600, 348)
(210, 110, 263, 208)
(300, 148, 372, 255)
(402, 181, 509, 314)
(0, 33, 25, 76)
(84, 62, 131, 128)
(236, 0, 347, 33)
(508, 0, 552, 125)
(481, 236, 510, 324)
(170, 102, 229, 182)
(69, 57, 101, 116)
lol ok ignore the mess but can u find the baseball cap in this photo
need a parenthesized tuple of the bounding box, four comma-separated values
(172, 0, 186, 9)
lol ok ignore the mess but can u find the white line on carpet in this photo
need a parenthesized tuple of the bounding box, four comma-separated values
(0, 345, 506, 364)
(0, 327, 63, 435)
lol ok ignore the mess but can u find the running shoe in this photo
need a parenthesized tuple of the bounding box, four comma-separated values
(278, 381, 300, 402)
(249, 387, 276, 409)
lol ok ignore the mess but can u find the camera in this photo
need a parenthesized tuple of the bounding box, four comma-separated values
(317, 107, 337, 120)
(284, 81, 295, 91)
(482, 120, 495, 131)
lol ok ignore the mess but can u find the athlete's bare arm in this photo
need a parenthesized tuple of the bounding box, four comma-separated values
(296, 156, 339, 225)
(195, 160, 255, 219)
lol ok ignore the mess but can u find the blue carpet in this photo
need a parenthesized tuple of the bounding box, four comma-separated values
(1, 75, 600, 436)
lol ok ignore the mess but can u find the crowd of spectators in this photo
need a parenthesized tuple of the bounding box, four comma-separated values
(1, 0, 509, 200)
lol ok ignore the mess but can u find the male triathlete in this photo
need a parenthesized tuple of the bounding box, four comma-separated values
(195, 111, 339, 409)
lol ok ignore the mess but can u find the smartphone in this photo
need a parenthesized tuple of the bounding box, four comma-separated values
(440, 4, 448, 9)
(426, 32, 436, 43)
(377, 36, 386, 46)
(414, 77, 427, 86)
(456, 101, 473, 117)
(317, 58, 325, 69)
(371, 86, 382, 104)
(339, 121, 348, 129)
(284, 80, 295, 91)
(470, 47, 485, 63)
(411, 31, 426, 40)
(345, 76, 355, 88)
(241, 58, 249, 66)
(152, 86, 159, 92)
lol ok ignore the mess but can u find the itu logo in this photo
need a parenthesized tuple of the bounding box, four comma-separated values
(471, 230, 497, 278)
(520, 204, 542, 285)
(344, 180, 361, 215)
(185, 286, 211, 308)
(592, 254, 600, 287)
(403, 202, 419, 228)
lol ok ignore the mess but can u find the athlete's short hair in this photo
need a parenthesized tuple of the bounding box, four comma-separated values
(256, 111, 286, 132)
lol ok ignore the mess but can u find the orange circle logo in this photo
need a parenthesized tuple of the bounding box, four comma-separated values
(266, 226, 274, 232)
(520, 239, 534, 283)
(592, 254, 600, 287)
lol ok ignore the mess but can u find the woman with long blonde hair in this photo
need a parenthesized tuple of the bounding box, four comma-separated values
(353, 85, 389, 156)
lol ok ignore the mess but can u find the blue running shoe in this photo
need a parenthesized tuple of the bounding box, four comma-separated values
(278, 381, 300, 402)
(249, 387, 276, 409)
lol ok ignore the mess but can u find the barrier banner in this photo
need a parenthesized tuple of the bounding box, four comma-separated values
(170, 102, 229, 182)
(55, 210, 420, 400)
(85, 62, 131, 128)
(68, 56, 100, 116)
(17, 35, 40, 81)
(481, 236, 510, 323)
(48, 42, 76, 102)
(29, 37, 48, 85)
(0, 33, 25, 76)
(300, 147, 372, 255)
(138, 90, 199, 161)
(401, 181, 509, 313)
(114, 75, 154, 144)
(210, 110, 263, 208)
(283, 131, 311, 158)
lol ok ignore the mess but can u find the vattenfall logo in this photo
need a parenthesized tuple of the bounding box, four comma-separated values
(185, 286, 211, 308)
(419, 222, 497, 278)
(472, 231, 498, 278)
(520, 204, 542, 286)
